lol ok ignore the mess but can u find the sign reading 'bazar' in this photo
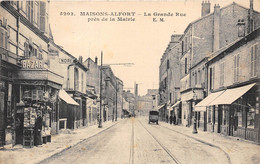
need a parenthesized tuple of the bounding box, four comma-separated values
(21, 57, 44, 69)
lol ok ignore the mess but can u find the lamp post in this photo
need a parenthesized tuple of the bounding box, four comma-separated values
(192, 90, 198, 134)
(98, 51, 103, 128)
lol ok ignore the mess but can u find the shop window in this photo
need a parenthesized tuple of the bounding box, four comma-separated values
(247, 108, 255, 129)
(222, 108, 227, 125)
(251, 44, 258, 77)
(234, 105, 242, 127)
(214, 107, 218, 124)
(234, 54, 240, 82)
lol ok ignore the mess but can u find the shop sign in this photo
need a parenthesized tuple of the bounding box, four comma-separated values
(21, 57, 44, 69)
(59, 58, 73, 64)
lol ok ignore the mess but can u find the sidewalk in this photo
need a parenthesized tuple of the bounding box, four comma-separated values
(158, 120, 260, 164)
(0, 120, 121, 164)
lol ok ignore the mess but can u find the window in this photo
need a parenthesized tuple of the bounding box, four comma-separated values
(34, 2, 39, 26)
(234, 54, 240, 82)
(209, 66, 215, 90)
(220, 62, 224, 86)
(184, 37, 188, 52)
(251, 45, 258, 77)
(198, 69, 201, 85)
(167, 59, 170, 69)
(0, 28, 8, 49)
(26, 1, 34, 23)
(74, 68, 79, 91)
(81, 72, 84, 92)
(237, 19, 245, 37)
(185, 57, 188, 74)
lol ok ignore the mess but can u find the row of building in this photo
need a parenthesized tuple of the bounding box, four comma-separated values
(0, 0, 134, 147)
(158, 0, 260, 143)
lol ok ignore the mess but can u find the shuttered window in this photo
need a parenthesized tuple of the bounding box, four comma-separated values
(251, 44, 258, 77)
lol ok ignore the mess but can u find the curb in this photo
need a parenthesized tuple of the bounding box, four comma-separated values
(36, 121, 121, 164)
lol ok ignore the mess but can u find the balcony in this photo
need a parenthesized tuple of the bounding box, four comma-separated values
(0, 47, 21, 66)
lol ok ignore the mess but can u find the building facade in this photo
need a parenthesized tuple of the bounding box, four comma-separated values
(0, 0, 64, 147)
(199, 27, 259, 142)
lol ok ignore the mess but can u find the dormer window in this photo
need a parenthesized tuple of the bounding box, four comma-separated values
(237, 19, 245, 37)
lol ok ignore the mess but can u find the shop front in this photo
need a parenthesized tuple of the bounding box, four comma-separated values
(14, 57, 63, 147)
(171, 101, 182, 125)
(208, 83, 260, 143)
(59, 89, 79, 129)
(194, 90, 225, 132)
(0, 47, 21, 146)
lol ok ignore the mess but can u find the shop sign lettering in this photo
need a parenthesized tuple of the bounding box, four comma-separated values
(59, 58, 73, 64)
(22, 59, 44, 69)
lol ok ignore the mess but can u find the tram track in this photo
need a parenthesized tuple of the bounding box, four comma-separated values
(138, 120, 181, 164)
(157, 123, 231, 164)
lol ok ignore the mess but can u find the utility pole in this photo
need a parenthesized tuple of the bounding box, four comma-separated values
(98, 51, 103, 128)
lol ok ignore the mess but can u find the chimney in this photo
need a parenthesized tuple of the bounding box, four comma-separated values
(78, 56, 83, 63)
(95, 56, 98, 64)
(213, 4, 220, 52)
(201, 1, 211, 17)
(248, 0, 254, 33)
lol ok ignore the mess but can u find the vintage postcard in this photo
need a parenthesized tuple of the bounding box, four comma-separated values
(0, 0, 259, 163)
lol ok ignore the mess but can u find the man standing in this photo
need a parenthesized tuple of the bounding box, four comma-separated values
(34, 110, 43, 146)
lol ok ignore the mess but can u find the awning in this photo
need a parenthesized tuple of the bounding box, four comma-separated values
(171, 101, 181, 108)
(209, 83, 256, 106)
(59, 89, 79, 106)
(157, 104, 165, 110)
(194, 90, 225, 112)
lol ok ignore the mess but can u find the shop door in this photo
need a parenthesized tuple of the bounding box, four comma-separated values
(0, 92, 5, 146)
(229, 106, 234, 136)
(217, 106, 222, 133)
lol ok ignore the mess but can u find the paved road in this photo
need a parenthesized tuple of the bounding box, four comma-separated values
(41, 118, 229, 164)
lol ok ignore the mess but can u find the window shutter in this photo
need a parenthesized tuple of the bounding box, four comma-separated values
(0, 29, 3, 48)
(39, 1, 46, 33)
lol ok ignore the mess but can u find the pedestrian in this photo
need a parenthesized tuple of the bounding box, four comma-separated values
(169, 115, 173, 124)
(173, 115, 176, 125)
(34, 110, 43, 146)
(166, 115, 169, 123)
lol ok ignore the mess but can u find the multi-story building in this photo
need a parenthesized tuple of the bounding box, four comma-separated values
(196, 27, 259, 142)
(159, 34, 182, 121)
(116, 77, 123, 120)
(84, 57, 100, 126)
(179, 1, 260, 129)
(0, 0, 64, 146)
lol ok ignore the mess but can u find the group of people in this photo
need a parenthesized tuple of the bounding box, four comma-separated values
(169, 115, 177, 125)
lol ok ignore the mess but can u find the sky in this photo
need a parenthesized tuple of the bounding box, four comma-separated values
(49, 0, 260, 96)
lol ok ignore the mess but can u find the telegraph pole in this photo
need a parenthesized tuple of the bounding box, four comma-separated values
(98, 51, 103, 128)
